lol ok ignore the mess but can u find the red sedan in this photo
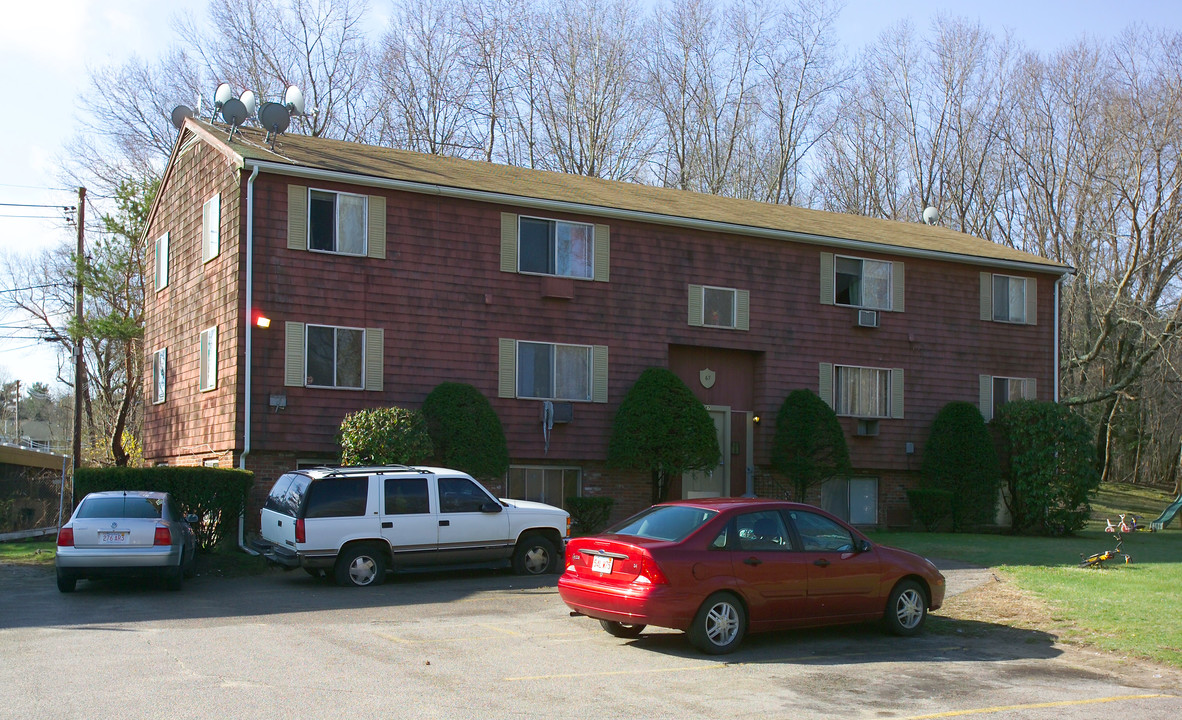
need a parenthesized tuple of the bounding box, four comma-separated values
(558, 498, 945, 654)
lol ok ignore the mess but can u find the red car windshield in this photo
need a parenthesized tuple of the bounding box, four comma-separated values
(607, 505, 717, 542)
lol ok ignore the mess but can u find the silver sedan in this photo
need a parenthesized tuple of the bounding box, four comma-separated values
(55, 490, 197, 592)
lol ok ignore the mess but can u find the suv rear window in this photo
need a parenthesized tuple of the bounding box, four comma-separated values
(304, 477, 369, 518)
(264, 473, 309, 517)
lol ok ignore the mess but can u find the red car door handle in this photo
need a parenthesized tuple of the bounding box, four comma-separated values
(814, 559, 830, 567)
(743, 557, 762, 566)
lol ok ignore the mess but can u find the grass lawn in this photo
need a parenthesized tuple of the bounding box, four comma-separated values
(868, 482, 1182, 669)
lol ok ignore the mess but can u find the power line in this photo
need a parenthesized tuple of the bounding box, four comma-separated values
(0, 283, 70, 293)
(0, 202, 76, 209)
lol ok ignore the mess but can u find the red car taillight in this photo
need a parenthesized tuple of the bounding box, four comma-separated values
(634, 553, 669, 585)
(154, 525, 171, 546)
(57, 527, 74, 547)
(295, 518, 306, 544)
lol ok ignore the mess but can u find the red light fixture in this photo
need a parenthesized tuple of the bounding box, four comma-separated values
(57, 527, 74, 547)
(153, 525, 172, 546)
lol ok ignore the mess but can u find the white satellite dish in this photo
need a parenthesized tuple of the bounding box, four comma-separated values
(171, 105, 194, 130)
(284, 85, 305, 116)
(214, 83, 233, 106)
(239, 90, 257, 117)
(922, 206, 939, 226)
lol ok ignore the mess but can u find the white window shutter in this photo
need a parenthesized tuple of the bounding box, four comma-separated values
(736, 289, 750, 331)
(819, 253, 834, 305)
(980, 272, 992, 321)
(368, 195, 386, 260)
(818, 363, 834, 407)
(592, 345, 609, 403)
(979, 374, 993, 421)
(891, 368, 904, 419)
(498, 338, 516, 398)
(1026, 277, 1037, 325)
(594, 224, 610, 282)
(288, 185, 307, 250)
(285, 322, 306, 387)
(365, 328, 384, 391)
(500, 213, 518, 273)
(892, 261, 904, 312)
(688, 285, 703, 326)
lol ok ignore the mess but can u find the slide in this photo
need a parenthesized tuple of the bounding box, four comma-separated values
(1150, 495, 1182, 530)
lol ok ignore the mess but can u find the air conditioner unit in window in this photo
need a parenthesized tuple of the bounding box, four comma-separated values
(857, 309, 879, 328)
(856, 419, 879, 436)
(551, 401, 573, 424)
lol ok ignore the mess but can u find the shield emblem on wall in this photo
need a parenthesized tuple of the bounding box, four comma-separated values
(699, 368, 716, 389)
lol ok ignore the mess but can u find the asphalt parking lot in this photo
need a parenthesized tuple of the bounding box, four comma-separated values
(1, 560, 1179, 720)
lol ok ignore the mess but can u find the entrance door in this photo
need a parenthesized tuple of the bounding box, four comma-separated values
(683, 406, 729, 498)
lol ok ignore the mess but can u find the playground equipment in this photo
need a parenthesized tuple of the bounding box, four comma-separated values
(1150, 495, 1182, 531)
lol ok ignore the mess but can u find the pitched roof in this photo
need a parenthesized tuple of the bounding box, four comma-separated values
(182, 118, 1069, 273)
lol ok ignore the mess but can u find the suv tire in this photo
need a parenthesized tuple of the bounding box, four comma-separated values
(512, 534, 558, 575)
(335, 544, 387, 587)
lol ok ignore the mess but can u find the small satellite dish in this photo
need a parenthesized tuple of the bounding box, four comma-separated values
(258, 102, 290, 134)
(171, 105, 194, 130)
(214, 83, 234, 106)
(220, 98, 247, 126)
(922, 206, 939, 226)
(284, 85, 305, 116)
(240, 90, 257, 116)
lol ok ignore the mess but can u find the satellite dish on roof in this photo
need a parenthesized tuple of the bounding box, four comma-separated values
(922, 206, 940, 226)
(220, 98, 248, 126)
(171, 105, 194, 130)
(214, 83, 233, 105)
(284, 85, 305, 116)
(258, 101, 291, 150)
(240, 90, 257, 117)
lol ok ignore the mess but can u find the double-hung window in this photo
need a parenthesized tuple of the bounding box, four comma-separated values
(202, 194, 220, 262)
(834, 365, 891, 418)
(980, 272, 1036, 324)
(688, 285, 750, 330)
(835, 256, 892, 310)
(151, 348, 167, 404)
(155, 232, 169, 290)
(517, 341, 592, 401)
(821, 477, 878, 525)
(980, 375, 1036, 421)
(519, 217, 594, 279)
(199, 327, 217, 392)
(306, 325, 365, 389)
(309, 190, 367, 255)
(505, 466, 581, 509)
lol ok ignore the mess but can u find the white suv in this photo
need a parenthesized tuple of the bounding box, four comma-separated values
(258, 465, 570, 587)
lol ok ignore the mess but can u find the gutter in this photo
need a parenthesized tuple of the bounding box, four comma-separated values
(238, 164, 261, 556)
(1054, 273, 1069, 403)
(242, 159, 1072, 277)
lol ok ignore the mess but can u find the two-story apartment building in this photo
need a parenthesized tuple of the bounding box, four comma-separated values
(143, 118, 1070, 527)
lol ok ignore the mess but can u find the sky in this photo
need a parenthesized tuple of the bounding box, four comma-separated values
(0, 0, 1179, 392)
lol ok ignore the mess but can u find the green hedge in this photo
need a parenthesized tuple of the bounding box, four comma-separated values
(74, 467, 253, 551)
(566, 496, 615, 535)
(906, 489, 954, 532)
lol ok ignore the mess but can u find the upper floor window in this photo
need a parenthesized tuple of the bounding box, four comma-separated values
(992, 275, 1027, 323)
(307, 324, 365, 389)
(310, 190, 367, 255)
(517, 341, 592, 401)
(151, 348, 167, 404)
(688, 285, 750, 330)
(519, 217, 593, 279)
(154, 232, 169, 291)
(202, 194, 220, 263)
(835, 256, 892, 310)
(834, 365, 891, 418)
(199, 326, 217, 392)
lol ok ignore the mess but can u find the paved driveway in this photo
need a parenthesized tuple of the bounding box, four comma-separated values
(0, 561, 1178, 719)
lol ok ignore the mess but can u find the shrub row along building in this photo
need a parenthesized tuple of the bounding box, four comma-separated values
(143, 118, 1070, 527)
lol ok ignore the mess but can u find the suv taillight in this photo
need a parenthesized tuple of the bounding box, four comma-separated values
(295, 518, 306, 544)
(154, 525, 171, 546)
(57, 527, 74, 547)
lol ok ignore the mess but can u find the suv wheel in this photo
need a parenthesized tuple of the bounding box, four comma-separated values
(335, 544, 387, 587)
(512, 534, 558, 575)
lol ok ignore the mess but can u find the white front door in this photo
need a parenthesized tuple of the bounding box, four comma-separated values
(683, 406, 730, 498)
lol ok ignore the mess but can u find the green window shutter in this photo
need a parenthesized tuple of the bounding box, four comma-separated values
(1026, 377, 1037, 400)
(500, 213, 518, 273)
(592, 345, 609, 403)
(365, 328, 384, 391)
(819, 252, 834, 305)
(367, 195, 386, 260)
(891, 368, 904, 419)
(688, 284, 703, 326)
(288, 185, 307, 251)
(736, 289, 750, 331)
(818, 362, 834, 407)
(594, 224, 610, 282)
(979, 374, 993, 421)
(980, 272, 992, 321)
(285, 322, 306, 387)
(892, 261, 904, 312)
(498, 338, 516, 398)
(1026, 277, 1037, 325)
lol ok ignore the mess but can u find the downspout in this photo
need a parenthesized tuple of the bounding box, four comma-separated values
(239, 165, 261, 555)
(1054, 274, 1067, 403)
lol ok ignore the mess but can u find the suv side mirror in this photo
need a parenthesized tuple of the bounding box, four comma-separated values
(481, 501, 503, 514)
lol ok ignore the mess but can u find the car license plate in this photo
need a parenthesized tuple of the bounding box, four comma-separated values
(591, 555, 613, 574)
(99, 531, 128, 544)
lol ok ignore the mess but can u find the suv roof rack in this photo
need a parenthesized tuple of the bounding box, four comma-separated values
(315, 464, 432, 478)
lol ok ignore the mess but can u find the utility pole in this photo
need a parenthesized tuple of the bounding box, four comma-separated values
(72, 187, 85, 472)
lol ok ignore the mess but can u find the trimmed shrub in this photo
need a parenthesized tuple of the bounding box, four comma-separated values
(992, 400, 1101, 536)
(921, 401, 1000, 531)
(608, 367, 719, 504)
(74, 466, 252, 551)
(339, 407, 433, 467)
(770, 389, 851, 502)
(566, 496, 615, 535)
(421, 382, 509, 480)
(906, 489, 954, 532)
